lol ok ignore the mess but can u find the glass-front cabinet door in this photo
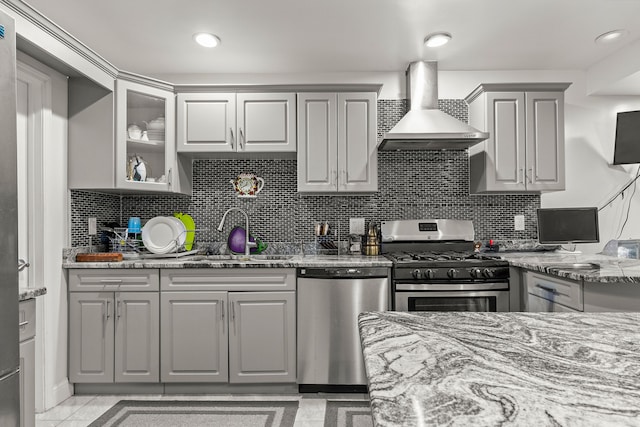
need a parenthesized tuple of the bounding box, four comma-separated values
(116, 79, 176, 192)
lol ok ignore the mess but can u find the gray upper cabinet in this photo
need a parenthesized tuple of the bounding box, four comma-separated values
(177, 92, 296, 153)
(466, 83, 571, 193)
(68, 74, 192, 195)
(297, 92, 377, 192)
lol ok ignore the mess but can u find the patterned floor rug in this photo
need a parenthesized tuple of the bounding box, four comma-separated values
(324, 401, 373, 427)
(88, 400, 299, 427)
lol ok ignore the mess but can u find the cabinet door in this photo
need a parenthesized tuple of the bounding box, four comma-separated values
(228, 292, 296, 383)
(176, 93, 237, 152)
(19, 339, 34, 427)
(115, 80, 177, 192)
(337, 92, 377, 192)
(237, 93, 296, 153)
(69, 293, 114, 383)
(161, 291, 229, 383)
(297, 93, 338, 192)
(525, 91, 565, 191)
(485, 92, 527, 191)
(114, 292, 159, 382)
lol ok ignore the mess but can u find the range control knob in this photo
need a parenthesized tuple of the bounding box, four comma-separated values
(424, 269, 435, 279)
(483, 268, 495, 278)
(412, 269, 422, 279)
(447, 268, 459, 279)
(470, 268, 482, 279)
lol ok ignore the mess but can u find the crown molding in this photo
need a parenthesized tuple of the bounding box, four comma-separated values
(1, 0, 118, 79)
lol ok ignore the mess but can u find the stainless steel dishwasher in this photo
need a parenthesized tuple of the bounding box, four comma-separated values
(297, 267, 390, 392)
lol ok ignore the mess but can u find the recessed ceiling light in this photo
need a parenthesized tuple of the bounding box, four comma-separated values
(594, 29, 627, 44)
(193, 32, 221, 48)
(424, 32, 452, 48)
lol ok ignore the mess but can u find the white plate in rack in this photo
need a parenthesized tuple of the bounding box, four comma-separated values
(141, 216, 186, 254)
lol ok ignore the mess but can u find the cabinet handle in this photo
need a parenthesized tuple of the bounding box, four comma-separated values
(19, 320, 29, 328)
(527, 167, 533, 183)
(168, 167, 173, 189)
(231, 301, 235, 322)
(536, 284, 559, 295)
(331, 169, 337, 186)
(230, 128, 235, 150)
(116, 300, 122, 318)
(100, 279, 122, 283)
(239, 128, 245, 151)
(106, 300, 111, 319)
(519, 168, 524, 184)
(221, 299, 225, 322)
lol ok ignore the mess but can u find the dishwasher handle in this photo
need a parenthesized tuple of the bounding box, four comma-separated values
(298, 267, 389, 279)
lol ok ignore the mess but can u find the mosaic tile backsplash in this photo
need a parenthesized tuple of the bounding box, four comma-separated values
(70, 99, 540, 247)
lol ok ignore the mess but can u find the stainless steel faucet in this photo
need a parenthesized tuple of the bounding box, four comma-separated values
(217, 207, 257, 256)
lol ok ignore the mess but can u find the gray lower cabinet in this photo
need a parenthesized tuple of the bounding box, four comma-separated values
(19, 299, 36, 427)
(160, 269, 296, 383)
(69, 292, 160, 383)
(160, 291, 228, 382)
(228, 292, 296, 383)
(68, 269, 160, 383)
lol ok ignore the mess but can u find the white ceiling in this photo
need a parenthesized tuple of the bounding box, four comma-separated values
(21, 0, 640, 92)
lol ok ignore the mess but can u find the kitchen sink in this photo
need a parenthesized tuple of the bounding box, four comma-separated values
(205, 254, 296, 261)
(545, 262, 600, 270)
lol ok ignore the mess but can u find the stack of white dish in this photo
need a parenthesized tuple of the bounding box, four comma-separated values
(146, 129, 165, 142)
(141, 216, 186, 254)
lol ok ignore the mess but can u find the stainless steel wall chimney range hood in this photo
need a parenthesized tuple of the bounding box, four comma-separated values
(378, 61, 488, 150)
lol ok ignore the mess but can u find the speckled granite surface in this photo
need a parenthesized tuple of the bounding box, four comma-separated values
(62, 254, 392, 269)
(496, 251, 640, 283)
(19, 286, 47, 301)
(359, 311, 640, 427)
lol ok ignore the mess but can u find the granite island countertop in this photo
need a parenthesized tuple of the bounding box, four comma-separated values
(359, 311, 640, 427)
(489, 251, 640, 283)
(62, 254, 392, 269)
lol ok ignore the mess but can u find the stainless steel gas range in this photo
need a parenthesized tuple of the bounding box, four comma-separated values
(381, 219, 510, 312)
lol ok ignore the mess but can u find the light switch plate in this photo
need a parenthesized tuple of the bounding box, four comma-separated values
(349, 218, 365, 235)
(88, 217, 97, 235)
(514, 215, 525, 231)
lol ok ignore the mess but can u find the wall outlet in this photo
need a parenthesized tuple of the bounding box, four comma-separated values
(514, 215, 525, 231)
(349, 218, 365, 235)
(88, 217, 97, 235)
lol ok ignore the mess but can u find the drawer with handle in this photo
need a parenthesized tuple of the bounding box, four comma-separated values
(526, 271, 583, 311)
(69, 269, 160, 291)
(19, 299, 36, 342)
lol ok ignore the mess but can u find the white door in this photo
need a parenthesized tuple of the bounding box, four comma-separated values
(16, 64, 45, 291)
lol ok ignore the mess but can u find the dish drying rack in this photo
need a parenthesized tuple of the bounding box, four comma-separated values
(107, 227, 203, 259)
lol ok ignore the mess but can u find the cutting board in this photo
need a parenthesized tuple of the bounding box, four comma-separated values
(76, 253, 123, 262)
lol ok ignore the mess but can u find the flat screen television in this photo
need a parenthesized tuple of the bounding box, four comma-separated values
(537, 207, 599, 244)
(613, 110, 640, 165)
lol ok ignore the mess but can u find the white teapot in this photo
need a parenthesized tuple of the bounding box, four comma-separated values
(230, 173, 264, 197)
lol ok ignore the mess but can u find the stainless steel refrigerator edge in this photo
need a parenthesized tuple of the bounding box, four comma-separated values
(297, 267, 390, 391)
(0, 9, 21, 427)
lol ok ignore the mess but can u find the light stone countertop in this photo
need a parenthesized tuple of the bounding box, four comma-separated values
(358, 311, 640, 427)
(494, 251, 640, 283)
(62, 254, 392, 269)
(19, 286, 47, 301)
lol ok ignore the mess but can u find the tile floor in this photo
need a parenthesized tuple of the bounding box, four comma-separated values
(35, 393, 370, 426)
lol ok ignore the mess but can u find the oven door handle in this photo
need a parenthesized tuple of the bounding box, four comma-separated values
(394, 282, 509, 291)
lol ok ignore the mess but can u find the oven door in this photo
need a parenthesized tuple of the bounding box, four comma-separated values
(395, 290, 510, 312)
